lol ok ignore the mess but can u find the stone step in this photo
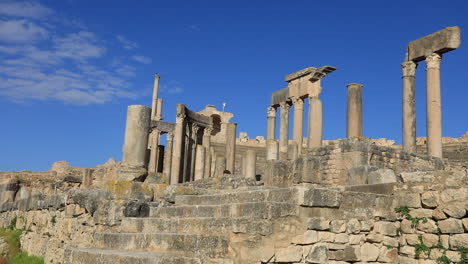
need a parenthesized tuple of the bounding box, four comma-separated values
(174, 187, 299, 205)
(151, 202, 298, 219)
(121, 217, 273, 236)
(93, 232, 229, 257)
(64, 248, 204, 264)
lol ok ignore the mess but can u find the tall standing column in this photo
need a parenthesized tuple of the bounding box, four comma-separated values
(122, 105, 151, 167)
(189, 124, 200, 181)
(308, 97, 323, 148)
(225, 123, 237, 173)
(279, 101, 290, 159)
(346, 83, 364, 138)
(155, 98, 163, 121)
(292, 97, 304, 154)
(426, 53, 443, 158)
(162, 132, 173, 184)
(402, 61, 418, 152)
(170, 114, 185, 184)
(245, 149, 256, 179)
(148, 129, 161, 173)
(151, 74, 160, 120)
(267, 106, 277, 140)
(194, 145, 205, 181)
(203, 128, 212, 178)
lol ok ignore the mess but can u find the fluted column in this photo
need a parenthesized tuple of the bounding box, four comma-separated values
(148, 129, 161, 174)
(279, 101, 290, 159)
(292, 97, 304, 154)
(426, 53, 443, 158)
(170, 114, 185, 184)
(346, 83, 364, 138)
(162, 132, 173, 184)
(267, 106, 277, 140)
(203, 127, 212, 178)
(308, 96, 323, 148)
(402, 61, 417, 152)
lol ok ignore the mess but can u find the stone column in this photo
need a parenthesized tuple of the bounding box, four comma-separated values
(151, 74, 160, 120)
(162, 132, 173, 184)
(189, 124, 200, 181)
(203, 128, 212, 178)
(225, 123, 237, 173)
(266, 139, 279, 160)
(267, 106, 277, 140)
(402, 61, 417, 152)
(346, 83, 364, 138)
(194, 145, 205, 181)
(426, 53, 443, 158)
(148, 129, 161, 173)
(292, 97, 304, 154)
(122, 105, 151, 167)
(245, 149, 256, 179)
(155, 98, 163, 121)
(279, 101, 290, 159)
(214, 155, 226, 177)
(308, 97, 323, 148)
(170, 114, 185, 184)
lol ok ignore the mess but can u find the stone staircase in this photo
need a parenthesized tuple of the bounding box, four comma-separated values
(64, 186, 303, 264)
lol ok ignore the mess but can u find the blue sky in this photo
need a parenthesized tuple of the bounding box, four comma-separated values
(0, 0, 467, 171)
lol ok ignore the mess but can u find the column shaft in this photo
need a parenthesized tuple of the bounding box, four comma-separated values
(292, 98, 304, 154)
(266, 139, 279, 160)
(203, 128, 212, 178)
(426, 53, 443, 158)
(346, 83, 364, 138)
(194, 145, 205, 181)
(279, 102, 290, 159)
(225, 123, 237, 173)
(170, 116, 185, 184)
(148, 129, 160, 173)
(267, 106, 277, 140)
(402, 61, 417, 152)
(122, 105, 151, 167)
(245, 149, 256, 179)
(151, 74, 160, 120)
(189, 124, 199, 181)
(308, 97, 323, 148)
(162, 132, 173, 184)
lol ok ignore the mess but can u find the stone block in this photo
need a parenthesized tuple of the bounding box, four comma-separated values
(292, 230, 319, 245)
(383, 236, 399, 248)
(366, 233, 384, 243)
(373, 222, 398, 236)
(407, 26, 461, 62)
(450, 234, 468, 249)
(275, 245, 303, 263)
(360, 220, 373, 231)
(422, 234, 439, 247)
(305, 244, 328, 263)
(421, 191, 440, 208)
(367, 168, 397, 184)
(307, 217, 330, 231)
(378, 247, 398, 262)
(463, 218, 468, 231)
(400, 171, 434, 183)
(395, 193, 421, 208)
(302, 188, 342, 208)
(330, 220, 346, 233)
(346, 218, 361, 234)
(360, 243, 379, 261)
(349, 235, 364, 245)
(347, 165, 378, 185)
(442, 204, 466, 218)
(335, 233, 349, 244)
(432, 208, 448, 220)
(438, 218, 464, 234)
(342, 246, 360, 262)
(401, 219, 415, 234)
(318, 232, 335, 242)
(409, 208, 433, 218)
(417, 219, 438, 233)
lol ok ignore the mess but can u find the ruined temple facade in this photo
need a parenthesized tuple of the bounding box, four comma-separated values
(0, 27, 467, 264)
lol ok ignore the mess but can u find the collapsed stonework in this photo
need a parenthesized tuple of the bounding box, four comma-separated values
(0, 26, 467, 264)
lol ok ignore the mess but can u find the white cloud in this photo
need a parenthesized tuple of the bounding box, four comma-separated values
(0, 19, 49, 42)
(54, 31, 105, 60)
(116, 35, 138, 50)
(0, 1, 53, 19)
(132, 55, 152, 64)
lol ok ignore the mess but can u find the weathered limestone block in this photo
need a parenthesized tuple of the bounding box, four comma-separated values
(438, 218, 464, 234)
(346, 219, 361, 234)
(360, 243, 379, 262)
(400, 171, 434, 183)
(378, 247, 398, 262)
(330, 220, 346, 233)
(307, 217, 330, 231)
(395, 192, 421, 208)
(422, 234, 439, 247)
(302, 188, 342, 208)
(292, 230, 319, 245)
(305, 244, 328, 263)
(417, 219, 438, 233)
(318, 232, 335, 242)
(367, 168, 397, 184)
(264, 160, 295, 187)
(450, 234, 468, 249)
(409, 208, 433, 218)
(407, 26, 461, 62)
(442, 204, 466, 218)
(335, 233, 349, 243)
(432, 208, 448, 220)
(383, 236, 399, 248)
(349, 234, 364, 245)
(463, 218, 468, 231)
(421, 191, 440, 208)
(275, 245, 303, 263)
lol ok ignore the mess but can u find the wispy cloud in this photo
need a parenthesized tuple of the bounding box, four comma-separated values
(161, 81, 184, 95)
(116, 35, 138, 50)
(0, 1, 151, 105)
(132, 55, 152, 64)
(0, 1, 53, 19)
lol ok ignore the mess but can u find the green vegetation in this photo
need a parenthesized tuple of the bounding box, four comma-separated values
(9, 253, 44, 264)
(395, 205, 427, 228)
(415, 235, 431, 258)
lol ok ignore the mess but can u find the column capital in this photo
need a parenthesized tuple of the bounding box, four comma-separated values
(167, 131, 174, 138)
(267, 106, 277, 118)
(308, 86, 322, 99)
(279, 101, 291, 110)
(204, 127, 213, 136)
(401, 61, 417, 76)
(291, 97, 304, 107)
(192, 123, 200, 134)
(426, 53, 442, 69)
(347, 83, 364, 90)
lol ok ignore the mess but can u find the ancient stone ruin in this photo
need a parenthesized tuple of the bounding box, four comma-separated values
(0, 27, 467, 264)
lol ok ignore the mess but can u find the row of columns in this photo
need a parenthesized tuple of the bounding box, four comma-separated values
(402, 53, 443, 158)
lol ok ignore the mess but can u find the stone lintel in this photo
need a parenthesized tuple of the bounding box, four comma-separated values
(285, 66, 337, 82)
(271, 87, 290, 107)
(176, 104, 212, 128)
(407, 26, 461, 62)
(151, 120, 175, 133)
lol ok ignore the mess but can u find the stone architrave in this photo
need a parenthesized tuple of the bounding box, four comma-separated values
(346, 83, 364, 138)
(426, 53, 443, 158)
(162, 132, 173, 184)
(148, 129, 161, 174)
(292, 97, 304, 154)
(401, 61, 418, 152)
(122, 105, 151, 167)
(202, 128, 212, 178)
(266, 139, 279, 160)
(267, 106, 277, 140)
(407, 26, 461, 62)
(194, 145, 205, 181)
(225, 123, 237, 173)
(279, 101, 291, 159)
(245, 149, 256, 179)
(308, 96, 323, 148)
(170, 114, 185, 184)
